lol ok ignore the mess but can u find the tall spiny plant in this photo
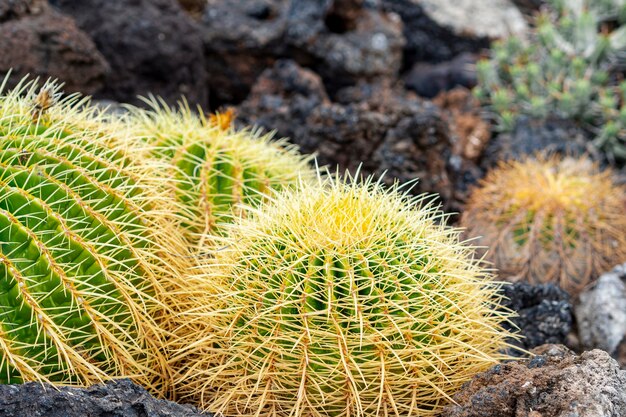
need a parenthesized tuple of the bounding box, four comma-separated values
(170, 172, 516, 417)
(127, 100, 315, 246)
(0, 77, 190, 394)
(461, 154, 626, 296)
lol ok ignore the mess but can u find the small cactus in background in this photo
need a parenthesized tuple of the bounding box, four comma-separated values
(128, 101, 315, 244)
(171, 173, 516, 417)
(0, 78, 188, 393)
(461, 155, 626, 296)
(474, 0, 626, 161)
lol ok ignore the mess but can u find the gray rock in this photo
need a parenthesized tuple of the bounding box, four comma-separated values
(575, 263, 626, 357)
(419, 0, 527, 40)
(0, 379, 211, 417)
(444, 344, 626, 417)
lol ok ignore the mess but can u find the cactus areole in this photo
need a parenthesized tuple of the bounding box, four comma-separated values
(0, 78, 180, 392)
(174, 174, 515, 417)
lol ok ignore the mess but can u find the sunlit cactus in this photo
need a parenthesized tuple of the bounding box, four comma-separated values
(0, 77, 189, 393)
(461, 155, 626, 296)
(171, 173, 516, 417)
(128, 100, 315, 245)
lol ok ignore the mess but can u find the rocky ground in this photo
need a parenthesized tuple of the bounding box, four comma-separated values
(1, 0, 626, 415)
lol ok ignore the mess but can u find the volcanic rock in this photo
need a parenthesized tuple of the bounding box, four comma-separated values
(0, 379, 211, 417)
(444, 344, 626, 417)
(499, 282, 573, 355)
(51, 0, 207, 107)
(237, 59, 465, 210)
(381, 0, 526, 66)
(0, 0, 108, 94)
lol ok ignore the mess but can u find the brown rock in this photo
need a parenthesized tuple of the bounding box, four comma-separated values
(0, 1, 108, 94)
(444, 344, 626, 417)
(237, 60, 463, 210)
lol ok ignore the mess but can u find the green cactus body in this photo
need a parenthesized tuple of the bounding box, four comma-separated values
(129, 103, 314, 244)
(173, 174, 516, 417)
(0, 80, 185, 392)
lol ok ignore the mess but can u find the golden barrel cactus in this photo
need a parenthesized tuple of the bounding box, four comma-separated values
(461, 155, 626, 296)
(0, 78, 189, 393)
(128, 101, 314, 245)
(171, 173, 515, 417)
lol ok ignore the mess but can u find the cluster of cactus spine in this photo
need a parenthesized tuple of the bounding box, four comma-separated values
(0, 78, 190, 393)
(474, 0, 626, 160)
(127, 100, 315, 246)
(171, 173, 516, 417)
(461, 154, 626, 296)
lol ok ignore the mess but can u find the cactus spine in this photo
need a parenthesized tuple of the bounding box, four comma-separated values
(128, 101, 314, 244)
(461, 155, 626, 296)
(0, 78, 188, 393)
(171, 173, 515, 417)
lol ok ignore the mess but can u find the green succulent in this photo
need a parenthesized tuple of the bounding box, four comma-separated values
(475, 0, 626, 161)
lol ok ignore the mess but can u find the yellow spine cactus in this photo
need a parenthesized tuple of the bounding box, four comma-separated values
(127, 100, 314, 245)
(0, 78, 190, 394)
(171, 173, 515, 417)
(461, 155, 626, 296)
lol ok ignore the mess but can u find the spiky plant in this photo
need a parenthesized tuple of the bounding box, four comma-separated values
(127, 100, 314, 245)
(461, 155, 626, 296)
(474, 0, 626, 161)
(0, 78, 189, 393)
(170, 173, 516, 417)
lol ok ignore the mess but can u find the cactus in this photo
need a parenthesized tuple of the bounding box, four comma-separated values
(0, 78, 188, 393)
(461, 155, 626, 296)
(171, 173, 516, 417)
(474, 0, 626, 161)
(128, 101, 315, 244)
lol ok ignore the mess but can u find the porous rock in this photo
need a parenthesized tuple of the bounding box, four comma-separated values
(200, 0, 403, 106)
(481, 116, 596, 168)
(0, 379, 211, 417)
(499, 282, 573, 355)
(236, 59, 467, 210)
(575, 263, 626, 359)
(405, 52, 478, 98)
(0, 0, 108, 94)
(381, 0, 526, 65)
(51, 0, 207, 107)
(443, 344, 626, 417)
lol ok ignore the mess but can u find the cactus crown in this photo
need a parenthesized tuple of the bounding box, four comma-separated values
(173, 173, 515, 417)
(0, 78, 187, 392)
(127, 99, 315, 244)
(461, 154, 626, 296)
(475, 0, 626, 161)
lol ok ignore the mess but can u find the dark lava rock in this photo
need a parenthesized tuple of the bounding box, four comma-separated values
(404, 52, 478, 98)
(381, 0, 526, 68)
(286, 0, 405, 97)
(51, 0, 207, 107)
(500, 282, 573, 355)
(443, 344, 626, 417)
(200, 0, 403, 106)
(0, 0, 108, 94)
(481, 116, 597, 168)
(0, 379, 211, 417)
(237, 59, 468, 210)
